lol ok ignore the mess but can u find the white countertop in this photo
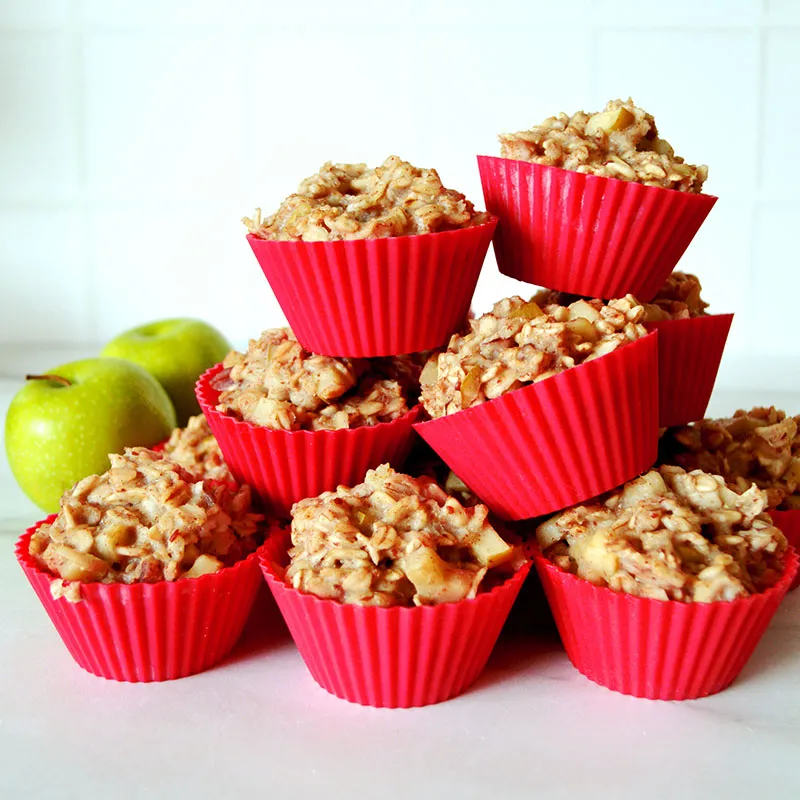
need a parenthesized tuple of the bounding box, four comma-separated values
(2, 348, 800, 799)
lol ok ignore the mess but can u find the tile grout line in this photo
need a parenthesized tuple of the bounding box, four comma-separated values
(68, 0, 96, 344)
(748, 8, 769, 320)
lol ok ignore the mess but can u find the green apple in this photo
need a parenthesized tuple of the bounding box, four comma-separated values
(5, 358, 176, 513)
(101, 318, 231, 426)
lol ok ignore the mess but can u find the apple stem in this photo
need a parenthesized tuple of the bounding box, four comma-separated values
(25, 373, 72, 388)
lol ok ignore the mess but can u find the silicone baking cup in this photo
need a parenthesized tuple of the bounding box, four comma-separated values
(414, 332, 659, 520)
(771, 509, 800, 591)
(16, 519, 264, 682)
(259, 530, 531, 708)
(533, 546, 798, 700)
(477, 156, 717, 301)
(246, 218, 496, 358)
(646, 313, 733, 427)
(196, 363, 422, 518)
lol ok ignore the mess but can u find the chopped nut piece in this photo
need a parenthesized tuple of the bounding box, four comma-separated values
(537, 465, 787, 602)
(286, 464, 518, 607)
(500, 98, 707, 193)
(421, 294, 647, 419)
(507, 301, 545, 320)
(244, 156, 489, 242)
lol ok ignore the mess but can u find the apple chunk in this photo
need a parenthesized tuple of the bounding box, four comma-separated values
(469, 527, 514, 568)
(585, 106, 635, 137)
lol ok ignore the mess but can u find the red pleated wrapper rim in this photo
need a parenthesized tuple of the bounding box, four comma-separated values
(196, 363, 423, 518)
(246, 218, 497, 358)
(645, 313, 733, 427)
(771, 509, 800, 591)
(414, 332, 659, 520)
(258, 529, 531, 708)
(16, 518, 265, 682)
(532, 546, 798, 700)
(477, 155, 717, 301)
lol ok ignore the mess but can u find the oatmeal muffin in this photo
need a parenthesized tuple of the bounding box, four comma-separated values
(534, 271, 709, 324)
(211, 328, 422, 432)
(420, 294, 647, 419)
(499, 98, 707, 194)
(28, 447, 263, 594)
(244, 156, 489, 242)
(641, 270, 709, 322)
(162, 414, 233, 483)
(285, 464, 519, 607)
(532, 464, 796, 700)
(537, 465, 787, 602)
(661, 408, 800, 510)
(258, 465, 531, 707)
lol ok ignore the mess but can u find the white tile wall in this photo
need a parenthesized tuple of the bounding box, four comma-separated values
(763, 29, 800, 198)
(0, 32, 79, 204)
(83, 32, 244, 207)
(1, 0, 798, 382)
(0, 210, 90, 342)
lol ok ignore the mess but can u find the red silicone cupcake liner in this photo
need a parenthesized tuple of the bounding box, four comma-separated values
(414, 332, 659, 520)
(646, 313, 733, 427)
(533, 546, 798, 700)
(477, 156, 717, 301)
(196, 364, 422, 518)
(246, 218, 496, 358)
(771, 509, 800, 591)
(16, 518, 264, 682)
(259, 529, 531, 708)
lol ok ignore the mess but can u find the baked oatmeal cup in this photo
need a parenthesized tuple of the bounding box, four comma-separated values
(16, 447, 266, 682)
(244, 156, 496, 357)
(478, 99, 716, 300)
(537, 272, 734, 426)
(414, 294, 659, 519)
(258, 464, 530, 707)
(533, 466, 797, 700)
(660, 407, 800, 587)
(195, 329, 425, 516)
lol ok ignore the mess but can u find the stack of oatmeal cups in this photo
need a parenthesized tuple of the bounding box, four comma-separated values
(197, 162, 531, 708)
(16, 101, 799, 706)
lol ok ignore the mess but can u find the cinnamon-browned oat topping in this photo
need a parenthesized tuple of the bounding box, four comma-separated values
(163, 414, 232, 483)
(286, 464, 519, 607)
(244, 156, 489, 242)
(537, 465, 787, 602)
(661, 408, 800, 510)
(420, 294, 647, 419)
(500, 99, 707, 193)
(29, 448, 262, 600)
(213, 328, 422, 431)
